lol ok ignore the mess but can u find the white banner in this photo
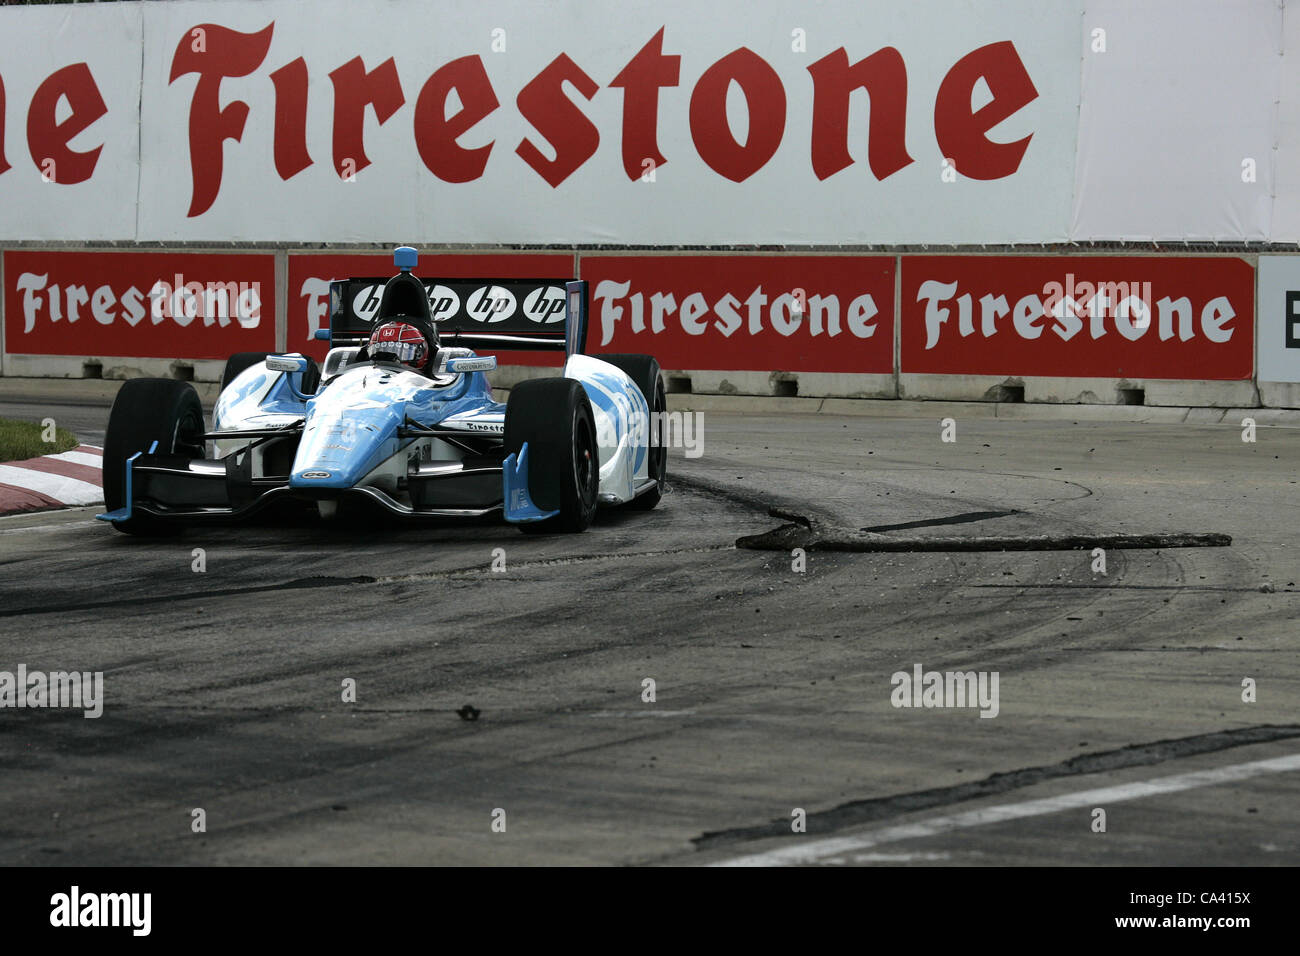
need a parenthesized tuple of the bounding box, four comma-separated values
(1267, 1, 1300, 242)
(1, 0, 1081, 244)
(0, 3, 143, 240)
(1071, 0, 1281, 242)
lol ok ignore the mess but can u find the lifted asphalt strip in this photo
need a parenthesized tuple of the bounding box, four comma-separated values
(737, 516, 1232, 553)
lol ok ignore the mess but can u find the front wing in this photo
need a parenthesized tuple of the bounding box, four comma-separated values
(97, 438, 558, 525)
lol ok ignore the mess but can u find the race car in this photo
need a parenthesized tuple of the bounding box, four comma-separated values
(97, 247, 667, 535)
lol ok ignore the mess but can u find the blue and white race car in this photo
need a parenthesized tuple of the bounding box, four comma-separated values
(98, 247, 667, 535)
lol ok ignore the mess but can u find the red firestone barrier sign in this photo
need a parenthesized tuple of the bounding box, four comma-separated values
(4, 251, 275, 358)
(900, 256, 1254, 380)
(1, 250, 1261, 386)
(578, 255, 896, 374)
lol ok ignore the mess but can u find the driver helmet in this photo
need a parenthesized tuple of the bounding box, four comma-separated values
(368, 321, 431, 372)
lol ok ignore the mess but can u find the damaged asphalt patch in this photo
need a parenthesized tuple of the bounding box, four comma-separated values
(737, 509, 1232, 553)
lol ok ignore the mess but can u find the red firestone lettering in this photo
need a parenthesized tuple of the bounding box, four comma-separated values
(807, 46, 912, 181)
(26, 63, 106, 184)
(147, 25, 1038, 210)
(609, 27, 681, 181)
(329, 56, 405, 179)
(169, 22, 274, 216)
(0, 75, 10, 176)
(689, 48, 786, 183)
(934, 41, 1037, 181)
(270, 58, 312, 180)
(516, 54, 600, 188)
(414, 56, 499, 183)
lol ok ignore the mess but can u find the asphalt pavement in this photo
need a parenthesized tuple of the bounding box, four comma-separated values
(0, 396, 1296, 865)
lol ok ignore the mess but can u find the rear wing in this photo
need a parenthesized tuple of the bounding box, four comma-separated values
(324, 277, 589, 356)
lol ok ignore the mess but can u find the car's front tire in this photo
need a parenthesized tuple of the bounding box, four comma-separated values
(103, 378, 205, 536)
(504, 379, 599, 533)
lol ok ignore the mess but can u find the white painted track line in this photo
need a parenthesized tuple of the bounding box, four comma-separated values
(713, 752, 1300, 866)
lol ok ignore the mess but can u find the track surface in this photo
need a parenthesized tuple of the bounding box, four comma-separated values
(0, 404, 1297, 865)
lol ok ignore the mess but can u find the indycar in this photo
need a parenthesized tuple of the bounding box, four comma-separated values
(98, 247, 667, 535)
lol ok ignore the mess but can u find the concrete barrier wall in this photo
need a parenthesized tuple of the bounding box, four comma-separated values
(2, 247, 1295, 409)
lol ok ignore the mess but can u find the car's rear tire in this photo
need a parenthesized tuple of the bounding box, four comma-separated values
(595, 354, 666, 510)
(505, 379, 599, 534)
(221, 352, 320, 394)
(103, 378, 206, 536)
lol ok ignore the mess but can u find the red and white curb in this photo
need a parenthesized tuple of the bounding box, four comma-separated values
(0, 445, 103, 516)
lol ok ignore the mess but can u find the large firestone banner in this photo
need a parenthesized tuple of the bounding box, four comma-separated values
(6, 0, 1300, 244)
(0, 0, 1078, 244)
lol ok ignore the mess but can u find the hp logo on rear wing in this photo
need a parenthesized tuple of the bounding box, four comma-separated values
(323, 277, 589, 357)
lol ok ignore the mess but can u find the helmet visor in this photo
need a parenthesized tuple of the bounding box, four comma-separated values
(379, 340, 424, 364)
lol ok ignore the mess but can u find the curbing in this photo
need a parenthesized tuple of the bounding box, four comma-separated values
(0, 444, 103, 517)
